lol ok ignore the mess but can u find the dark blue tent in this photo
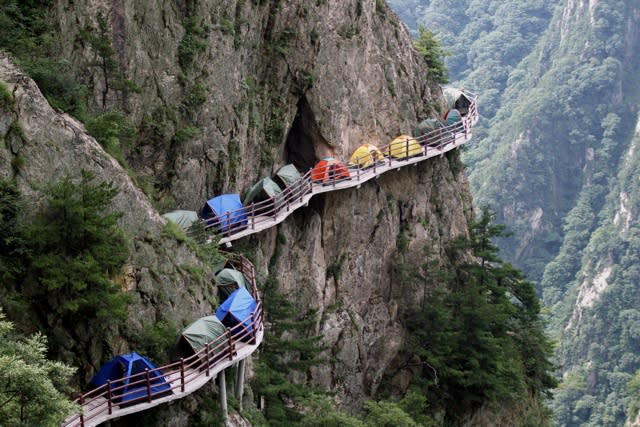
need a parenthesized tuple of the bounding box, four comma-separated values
(216, 287, 258, 343)
(90, 352, 171, 404)
(200, 194, 248, 233)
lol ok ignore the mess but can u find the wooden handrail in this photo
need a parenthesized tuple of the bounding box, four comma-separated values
(61, 256, 264, 427)
(63, 90, 478, 427)
(198, 90, 479, 245)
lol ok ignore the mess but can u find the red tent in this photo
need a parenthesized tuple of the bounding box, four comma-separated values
(311, 158, 350, 184)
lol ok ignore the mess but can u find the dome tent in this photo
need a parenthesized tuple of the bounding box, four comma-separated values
(273, 164, 302, 188)
(443, 87, 472, 115)
(243, 177, 283, 217)
(349, 144, 384, 168)
(90, 352, 171, 405)
(444, 109, 462, 126)
(200, 194, 248, 233)
(243, 177, 282, 205)
(181, 316, 228, 354)
(387, 135, 423, 158)
(215, 268, 249, 298)
(216, 287, 258, 343)
(311, 158, 350, 184)
(162, 210, 198, 230)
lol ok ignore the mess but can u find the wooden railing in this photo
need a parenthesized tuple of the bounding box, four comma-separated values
(201, 90, 479, 245)
(61, 254, 262, 427)
(62, 90, 478, 426)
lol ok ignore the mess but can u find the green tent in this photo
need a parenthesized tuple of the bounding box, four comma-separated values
(243, 177, 282, 205)
(413, 118, 444, 137)
(215, 268, 249, 298)
(181, 316, 227, 354)
(274, 164, 301, 188)
(443, 88, 471, 115)
(162, 210, 199, 229)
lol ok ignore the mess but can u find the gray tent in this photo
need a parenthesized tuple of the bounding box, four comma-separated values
(243, 177, 282, 205)
(181, 316, 227, 354)
(162, 210, 199, 230)
(274, 164, 301, 188)
(215, 268, 249, 298)
(443, 88, 471, 115)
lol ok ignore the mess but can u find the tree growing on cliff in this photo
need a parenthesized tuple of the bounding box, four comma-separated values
(0, 310, 76, 426)
(413, 26, 449, 84)
(402, 207, 556, 423)
(24, 170, 130, 355)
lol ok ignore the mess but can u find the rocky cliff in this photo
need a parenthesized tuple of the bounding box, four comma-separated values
(0, 0, 473, 422)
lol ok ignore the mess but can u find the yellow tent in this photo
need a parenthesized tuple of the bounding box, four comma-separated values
(387, 135, 422, 158)
(349, 144, 384, 168)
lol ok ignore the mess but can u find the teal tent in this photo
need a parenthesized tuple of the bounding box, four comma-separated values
(443, 88, 472, 115)
(181, 316, 228, 354)
(243, 177, 282, 205)
(445, 109, 462, 126)
(162, 210, 199, 230)
(274, 164, 301, 188)
(215, 268, 249, 298)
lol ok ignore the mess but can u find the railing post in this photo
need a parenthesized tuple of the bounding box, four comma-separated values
(107, 380, 113, 414)
(406, 138, 409, 158)
(206, 342, 211, 377)
(227, 331, 234, 360)
(250, 203, 255, 230)
(79, 394, 85, 427)
(226, 212, 232, 236)
(146, 369, 152, 403)
(180, 358, 185, 392)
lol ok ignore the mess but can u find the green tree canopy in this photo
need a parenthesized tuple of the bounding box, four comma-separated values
(0, 310, 77, 426)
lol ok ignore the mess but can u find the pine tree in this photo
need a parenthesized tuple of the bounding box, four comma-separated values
(0, 310, 77, 426)
(25, 170, 130, 350)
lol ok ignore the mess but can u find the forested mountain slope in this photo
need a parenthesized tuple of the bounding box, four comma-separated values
(391, 0, 640, 425)
(0, 0, 556, 425)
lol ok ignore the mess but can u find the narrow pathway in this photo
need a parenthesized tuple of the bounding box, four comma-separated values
(62, 91, 478, 427)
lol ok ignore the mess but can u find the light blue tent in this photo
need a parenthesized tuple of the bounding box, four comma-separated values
(200, 194, 248, 233)
(216, 287, 257, 343)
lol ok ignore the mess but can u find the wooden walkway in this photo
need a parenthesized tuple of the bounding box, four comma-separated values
(203, 92, 479, 245)
(61, 255, 263, 427)
(62, 90, 478, 427)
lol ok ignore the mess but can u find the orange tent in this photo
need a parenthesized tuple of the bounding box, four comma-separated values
(311, 158, 350, 183)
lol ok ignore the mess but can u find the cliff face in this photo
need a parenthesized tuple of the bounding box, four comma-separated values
(1, 0, 473, 419)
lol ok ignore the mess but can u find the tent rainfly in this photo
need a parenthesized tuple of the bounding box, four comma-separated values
(216, 287, 258, 343)
(349, 144, 384, 168)
(200, 194, 248, 233)
(181, 315, 228, 354)
(215, 268, 249, 298)
(90, 352, 172, 404)
(387, 135, 423, 158)
(162, 210, 199, 230)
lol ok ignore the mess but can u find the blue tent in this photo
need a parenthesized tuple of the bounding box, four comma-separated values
(216, 287, 258, 343)
(200, 194, 248, 233)
(90, 352, 171, 404)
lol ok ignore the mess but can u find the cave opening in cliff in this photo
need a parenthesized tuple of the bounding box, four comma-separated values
(285, 96, 331, 171)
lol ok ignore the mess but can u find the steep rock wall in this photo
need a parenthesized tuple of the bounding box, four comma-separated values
(2, 0, 474, 420)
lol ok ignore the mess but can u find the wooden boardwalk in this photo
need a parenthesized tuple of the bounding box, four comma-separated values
(62, 90, 478, 427)
(203, 92, 479, 246)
